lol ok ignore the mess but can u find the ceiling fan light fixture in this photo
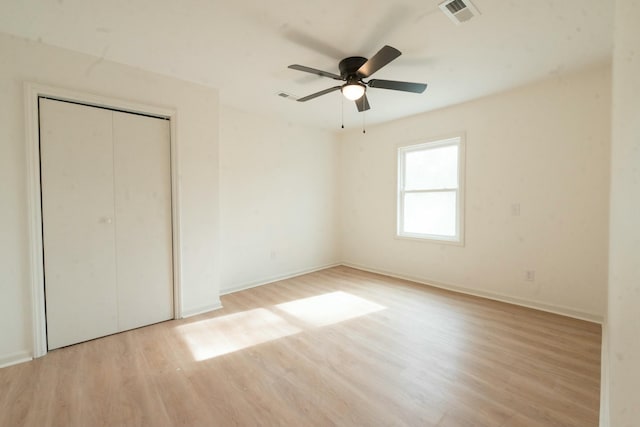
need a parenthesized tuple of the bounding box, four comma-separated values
(341, 82, 365, 101)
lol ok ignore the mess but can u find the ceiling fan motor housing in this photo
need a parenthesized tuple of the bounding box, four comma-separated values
(339, 56, 368, 79)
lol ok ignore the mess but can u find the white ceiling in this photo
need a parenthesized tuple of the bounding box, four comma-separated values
(1, 0, 613, 130)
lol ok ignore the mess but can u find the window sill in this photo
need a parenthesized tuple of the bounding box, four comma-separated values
(395, 233, 465, 247)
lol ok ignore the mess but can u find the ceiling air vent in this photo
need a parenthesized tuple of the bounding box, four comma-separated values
(439, 0, 480, 24)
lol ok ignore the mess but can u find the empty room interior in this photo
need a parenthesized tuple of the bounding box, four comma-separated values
(0, 0, 638, 426)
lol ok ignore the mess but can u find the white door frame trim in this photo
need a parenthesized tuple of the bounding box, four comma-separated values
(24, 82, 183, 358)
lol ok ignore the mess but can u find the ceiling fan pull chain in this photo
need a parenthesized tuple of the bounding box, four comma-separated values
(362, 110, 366, 134)
(341, 96, 344, 129)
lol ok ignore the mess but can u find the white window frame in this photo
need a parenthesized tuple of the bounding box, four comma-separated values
(397, 134, 465, 245)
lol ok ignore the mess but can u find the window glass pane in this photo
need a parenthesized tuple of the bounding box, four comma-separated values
(404, 144, 458, 190)
(403, 191, 457, 237)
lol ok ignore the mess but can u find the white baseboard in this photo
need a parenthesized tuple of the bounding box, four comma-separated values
(220, 262, 341, 296)
(216, 261, 602, 324)
(0, 350, 32, 369)
(181, 300, 223, 318)
(341, 262, 604, 324)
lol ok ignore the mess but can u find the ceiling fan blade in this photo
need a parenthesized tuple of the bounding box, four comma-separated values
(367, 79, 427, 93)
(297, 86, 342, 102)
(355, 94, 371, 112)
(356, 45, 401, 78)
(288, 64, 343, 80)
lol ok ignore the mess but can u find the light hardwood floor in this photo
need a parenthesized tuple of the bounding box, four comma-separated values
(0, 266, 601, 426)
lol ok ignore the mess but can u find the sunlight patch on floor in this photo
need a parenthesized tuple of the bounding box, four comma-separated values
(177, 292, 387, 361)
(274, 291, 386, 327)
(176, 308, 301, 361)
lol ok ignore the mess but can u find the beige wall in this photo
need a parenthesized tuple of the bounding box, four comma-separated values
(219, 106, 340, 293)
(0, 28, 620, 388)
(606, 0, 640, 424)
(339, 64, 611, 320)
(0, 32, 220, 366)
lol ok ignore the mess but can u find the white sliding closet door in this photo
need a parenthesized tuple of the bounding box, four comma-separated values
(113, 111, 173, 331)
(40, 100, 119, 349)
(40, 98, 173, 350)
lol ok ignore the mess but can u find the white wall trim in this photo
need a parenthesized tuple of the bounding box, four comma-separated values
(168, 110, 183, 322)
(183, 262, 341, 316)
(341, 262, 604, 324)
(220, 263, 341, 296)
(0, 350, 32, 369)
(24, 82, 184, 358)
(23, 84, 47, 359)
(599, 319, 610, 427)
(218, 261, 602, 324)
(181, 301, 223, 318)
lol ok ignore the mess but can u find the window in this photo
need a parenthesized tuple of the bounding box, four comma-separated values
(397, 135, 465, 243)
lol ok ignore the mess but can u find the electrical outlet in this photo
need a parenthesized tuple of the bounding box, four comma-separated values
(525, 270, 535, 282)
(270, 250, 277, 260)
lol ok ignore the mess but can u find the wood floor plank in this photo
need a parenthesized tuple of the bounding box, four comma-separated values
(0, 266, 601, 426)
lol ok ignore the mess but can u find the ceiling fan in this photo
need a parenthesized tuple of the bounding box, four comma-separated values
(288, 45, 427, 112)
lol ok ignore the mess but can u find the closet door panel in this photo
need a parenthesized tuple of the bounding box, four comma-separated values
(40, 99, 119, 350)
(112, 111, 173, 331)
